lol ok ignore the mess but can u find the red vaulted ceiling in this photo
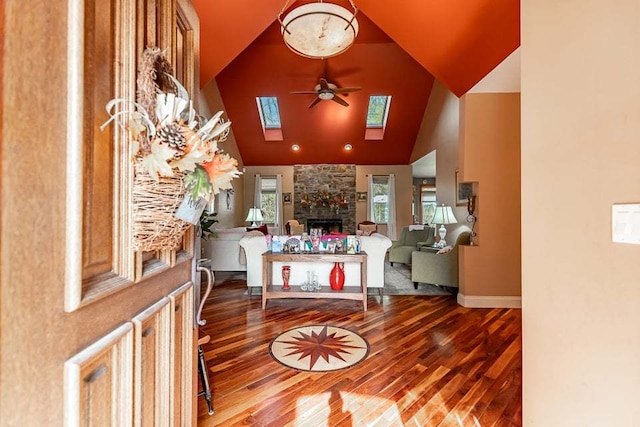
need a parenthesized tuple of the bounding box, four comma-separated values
(192, 0, 520, 166)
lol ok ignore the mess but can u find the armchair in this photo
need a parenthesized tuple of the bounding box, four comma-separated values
(357, 220, 378, 235)
(388, 225, 435, 266)
(285, 219, 305, 235)
(410, 231, 471, 291)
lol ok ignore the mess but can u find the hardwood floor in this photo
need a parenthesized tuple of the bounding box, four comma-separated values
(197, 278, 521, 426)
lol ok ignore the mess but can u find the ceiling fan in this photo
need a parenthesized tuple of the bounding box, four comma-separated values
(291, 62, 361, 108)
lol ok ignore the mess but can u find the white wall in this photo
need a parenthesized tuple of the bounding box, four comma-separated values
(522, 1, 640, 425)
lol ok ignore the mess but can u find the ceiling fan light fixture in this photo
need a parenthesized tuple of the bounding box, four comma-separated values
(318, 91, 334, 100)
(279, 1, 359, 59)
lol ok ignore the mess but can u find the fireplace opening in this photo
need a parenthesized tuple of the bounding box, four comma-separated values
(306, 218, 343, 235)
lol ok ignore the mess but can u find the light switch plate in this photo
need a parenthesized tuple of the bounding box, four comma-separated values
(612, 203, 640, 244)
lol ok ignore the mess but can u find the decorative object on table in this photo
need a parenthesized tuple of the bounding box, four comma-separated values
(269, 325, 369, 372)
(101, 47, 240, 251)
(278, 1, 359, 59)
(300, 271, 321, 292)
(432, 204, 458, 248)
(281, 265, 291, 290)
(326, 241, 336, 253)
(311, 236, 321, 252)
(466, 195, 478, 245)
(271, 239, 283, 253)
(300, 232, 311, 251)
(329, 262, 345, 290)
(346, 236, 356, 254)
(245, 207, 263, 227)
(285, 237, 300, 253)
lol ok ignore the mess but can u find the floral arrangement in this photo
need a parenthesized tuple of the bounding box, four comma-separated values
(101, 49, 241, 205)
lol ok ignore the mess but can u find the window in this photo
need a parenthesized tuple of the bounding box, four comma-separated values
(421, 186, 437, 224)
(371, 176, 389, 223)
(256, 97, 283, 141)
(365, 95, 391, 140)
(259, 177, 277, 223)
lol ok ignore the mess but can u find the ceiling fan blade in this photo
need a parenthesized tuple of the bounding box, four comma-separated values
(319, 78, 330, 90)
(332, 95, 350, 107)
(291, 90, 318, 94)
(334, 87, 362, 94)
(308, 97, 322, 109)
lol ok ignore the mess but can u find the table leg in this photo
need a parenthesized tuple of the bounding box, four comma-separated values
(362, 257, 367, 311)
(262, 256, 268, 310)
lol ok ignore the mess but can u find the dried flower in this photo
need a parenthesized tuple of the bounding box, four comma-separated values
(102, 69, 241, 203)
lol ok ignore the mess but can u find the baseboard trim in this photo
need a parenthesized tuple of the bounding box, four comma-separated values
(457, 293, 522, 308)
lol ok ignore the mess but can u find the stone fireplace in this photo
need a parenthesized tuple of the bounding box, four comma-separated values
(293, 164, 356, 233)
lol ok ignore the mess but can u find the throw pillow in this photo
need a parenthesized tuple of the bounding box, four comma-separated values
(359, 224, 377, 235)
(247, 224, 269, 235)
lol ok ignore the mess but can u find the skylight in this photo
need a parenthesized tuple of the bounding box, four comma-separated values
(257, 97, 281, 129)
(256, 96, 283, 141)
(366, 95, 391, 128)
(365, 95, 391, 140)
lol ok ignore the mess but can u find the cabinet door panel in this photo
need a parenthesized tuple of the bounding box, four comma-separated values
(64, 323, 134, 427)
(169, 282, 195, 426)
(133, 298, 171, 427)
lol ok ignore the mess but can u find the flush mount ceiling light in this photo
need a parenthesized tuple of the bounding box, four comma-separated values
(344, 143, 353, 150)
(291, 144, 300, 151)
(278, 1, 359, 59)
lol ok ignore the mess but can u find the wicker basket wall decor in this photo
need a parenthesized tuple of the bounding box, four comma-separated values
(103, 47, 240, 252)
(131, 47, 189, 252)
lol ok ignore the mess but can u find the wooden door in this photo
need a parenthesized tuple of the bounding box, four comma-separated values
(0, 0, 201, 424)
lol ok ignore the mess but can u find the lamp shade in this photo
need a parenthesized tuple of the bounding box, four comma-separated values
(432, 205, 458, 225)
(245, 207, 264, 226)
(279, 2, 359, 59)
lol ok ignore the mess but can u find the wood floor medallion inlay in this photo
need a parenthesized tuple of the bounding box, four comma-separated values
(270, 325, 369, 372)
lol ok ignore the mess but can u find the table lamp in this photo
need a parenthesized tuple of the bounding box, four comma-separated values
(432, 204, 458, 248)
(245, 207, 264, 227)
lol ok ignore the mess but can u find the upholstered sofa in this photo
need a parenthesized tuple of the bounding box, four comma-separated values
(410, 231, 471, 291)
(201, 226, 277, 272)
(388, 225, 436, 266)
(239, 233, 392, 296)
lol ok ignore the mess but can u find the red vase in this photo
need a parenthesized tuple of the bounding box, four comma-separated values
(329, 262, 345, 290)
(282, 266, 291, 290)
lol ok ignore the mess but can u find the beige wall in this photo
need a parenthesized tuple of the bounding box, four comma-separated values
(522, 0, 640, 425)
(243, 165, 295, 231)
(411, 80, 469, 242)
(200, 79, 245, 227)
(237, 164, 413, 238)
(459, 93, 521, 298)
(355, 165, 414, 238)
